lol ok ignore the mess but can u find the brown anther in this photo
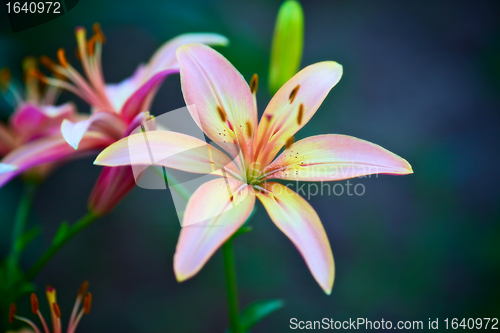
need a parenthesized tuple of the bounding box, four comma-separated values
(245, 121, 253, 138)
(30, 293, 39, 315)
(250, 73, 258, 94)
(229, 195, 234, 202)
(297, 103, 304, 125)
(285, 136, 295, 149)
(216, 105, 227, 122)
(77, 281, 89, 298)
(83, 293, 92, 315)
(92, 22, 106, 43)
(289, 85, 300, 103)
(8, 303, 16, 324)
(52, 303, 61, 318)
(57, 48, 69, 68)
(39, 55, 57, 72)
(0, 68, 11, 88)
(87, 36, 97, 56)
(28, 69, 48, 84)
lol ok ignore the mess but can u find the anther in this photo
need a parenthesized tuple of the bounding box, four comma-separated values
(0, 68, 11, 89)
(77, 281, 89, 298)
(39, 55, 57, 72)
(297, 103, 304, 125)
(9, 303, 16, 324)
(217, 105, 227, 122)
(245, 121, 253, 138)
(289, 84, 300, 103)
(250, 73, 258, 94)
(28, 69, 48, 84)
(87, 36, 97, 56)
(52, 303, 61, 318)
(285, 136, 295, 149)
(92, 23, 106, 43)
(83, 293, 92, 315)
(57, 48, 69, 68)
(30, 293, 39, 315)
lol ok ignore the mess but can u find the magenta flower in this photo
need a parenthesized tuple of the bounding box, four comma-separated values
(94, 43, 412, 293)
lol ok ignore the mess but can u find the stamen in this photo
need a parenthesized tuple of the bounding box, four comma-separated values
(83, 293, 92, 315)
(285, 136, 295, 149)
(77, 281, 89, 298)
(245, 121, 253, 138)
(217, 105, 227, 122)
(297, 103, 304, 125)
(92, 22, 106, 43)
(9, 303, 16, 323)
(57, 48, 69, 68)
(52, 303, 61, 318)
(87, 36, 97, 56)
(28, 69, 48, 84)
(289, 84, 300, 103)
(250, 73, 258, 94)
(39, 55, 57, 72)
(30, 293, 39, 315)
(0, 67, 11, 89)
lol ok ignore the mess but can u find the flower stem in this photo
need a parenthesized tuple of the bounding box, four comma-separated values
(25, 211, 98, 281)
(7, 183, 36, 286)
(222, 239, 241, 333)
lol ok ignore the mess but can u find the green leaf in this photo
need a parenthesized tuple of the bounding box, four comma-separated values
(52, 222, 70, 246)
(14, 226, 41, 253)
(240, 299, 285, 332)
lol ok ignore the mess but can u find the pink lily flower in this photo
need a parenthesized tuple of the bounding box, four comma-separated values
(94, 43, 413, 293)
(1, 23, 228, 215)
(0, 61, 101, 181)
(9, 282, 92, 333)
(43, 24, 227, 215)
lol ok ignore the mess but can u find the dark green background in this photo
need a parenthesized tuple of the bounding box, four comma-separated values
(1, 0, 499, 332)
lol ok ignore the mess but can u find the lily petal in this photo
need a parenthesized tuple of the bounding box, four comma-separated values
(10, 102, 76, 142)
(256, 182, 334, 294)
(266, 134, 413, 181)
(177, 43, 257, 159)
(88, 166, 136, 216)
(255, 62, 343, 165)
(0, 133, 113, 187)
(61, 111, 126, 150)
(120, 68, 178, 123)
(94, 130, 240, 177)
(174, 178, 254, 281)
(146, 33, 229, 76)
(0, 163, 17, 174)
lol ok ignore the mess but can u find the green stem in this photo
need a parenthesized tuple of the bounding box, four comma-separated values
(25, 212, 97, 281)
(223, 239, 241, 333)
(7, 183, 36, 286)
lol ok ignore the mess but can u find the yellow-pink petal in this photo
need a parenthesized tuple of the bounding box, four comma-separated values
(94, 130, 240, 177)
(266, 134, 413, 181)
(174, 178, 255, 281)
(255, 61, 342, 165)
(177, 43, 257, 159)
(256, 182, 334, 294)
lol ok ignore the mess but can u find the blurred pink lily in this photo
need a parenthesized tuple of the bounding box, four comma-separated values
(33, 24, 228, 215)
(0, 61, 105, 182)
(94, 44, 413, 293)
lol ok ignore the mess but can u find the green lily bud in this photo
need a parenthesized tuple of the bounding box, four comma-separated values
(268, 0, 304, 95)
